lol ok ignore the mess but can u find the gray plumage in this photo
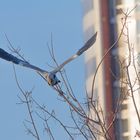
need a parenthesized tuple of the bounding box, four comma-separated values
(52, 32, 97, 73)
(0, 32, 97, 86)
(0, 48, 47, 73)
(76, 32, 97, 56)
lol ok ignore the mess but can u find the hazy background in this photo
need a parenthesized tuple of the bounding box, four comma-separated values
(0, 1, 86, 140)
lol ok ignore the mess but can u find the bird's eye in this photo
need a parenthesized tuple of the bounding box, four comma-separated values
(53, 74, 56, 78)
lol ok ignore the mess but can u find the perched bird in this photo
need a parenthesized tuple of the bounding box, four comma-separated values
(0, 32, 97, 86)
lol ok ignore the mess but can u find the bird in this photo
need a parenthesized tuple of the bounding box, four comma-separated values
(0, 32, 97, 86)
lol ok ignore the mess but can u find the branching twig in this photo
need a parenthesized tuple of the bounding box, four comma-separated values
(13, 65, 40, 140)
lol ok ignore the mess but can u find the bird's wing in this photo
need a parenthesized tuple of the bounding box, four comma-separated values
(51, 32, 97, 73)
(0, 48, 48, 73)
(19, 61, 48, 73)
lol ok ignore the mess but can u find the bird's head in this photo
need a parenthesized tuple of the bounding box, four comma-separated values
(46, 72, 60, 86)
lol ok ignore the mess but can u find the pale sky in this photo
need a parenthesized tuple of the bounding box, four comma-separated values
(0, 1, 86, 140)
